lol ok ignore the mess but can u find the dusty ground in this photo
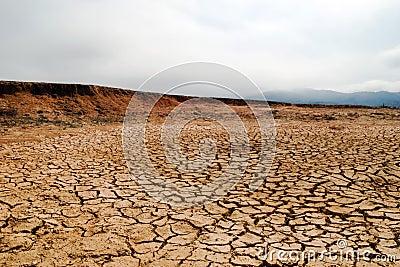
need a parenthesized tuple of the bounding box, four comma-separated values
(0, 105, 400, 266)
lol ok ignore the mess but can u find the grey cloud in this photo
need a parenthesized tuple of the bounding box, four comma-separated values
(1, 0, 400, 94)
(380, 46, 400, 68)
(338, 80, 400, 93)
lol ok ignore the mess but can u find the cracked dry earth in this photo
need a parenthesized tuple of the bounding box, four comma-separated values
(1, 107, 400, 267)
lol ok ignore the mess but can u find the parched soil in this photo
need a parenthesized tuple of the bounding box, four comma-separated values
(0, 100, 399, 266)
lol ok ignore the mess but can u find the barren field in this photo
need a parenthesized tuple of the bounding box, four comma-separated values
(0, 83, 400, 266)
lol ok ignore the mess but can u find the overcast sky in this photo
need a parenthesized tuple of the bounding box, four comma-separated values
(1, 0, 400, 96)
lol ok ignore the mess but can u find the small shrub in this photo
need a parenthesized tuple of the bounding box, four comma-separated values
(0, 107, 18, 117)
(324, 114, 336, 120)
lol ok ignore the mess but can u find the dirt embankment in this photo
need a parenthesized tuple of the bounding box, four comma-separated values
(0, 81, 137, 127)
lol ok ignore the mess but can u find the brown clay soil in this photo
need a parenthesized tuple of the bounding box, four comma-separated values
(0, 81, 400, 266)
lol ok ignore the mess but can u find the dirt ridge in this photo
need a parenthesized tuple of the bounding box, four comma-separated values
(0, 80, 132, 97)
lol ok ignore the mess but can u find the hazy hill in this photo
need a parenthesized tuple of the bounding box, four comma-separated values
(263, 88, 400, 108)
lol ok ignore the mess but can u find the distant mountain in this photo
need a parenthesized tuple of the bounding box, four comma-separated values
(263, 88, 400, 108)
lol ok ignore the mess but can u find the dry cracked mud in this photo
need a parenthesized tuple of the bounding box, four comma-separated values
(0, 105, 400, 266)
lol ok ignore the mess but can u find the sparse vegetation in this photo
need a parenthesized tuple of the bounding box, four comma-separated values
(0, 107, 18, 117)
